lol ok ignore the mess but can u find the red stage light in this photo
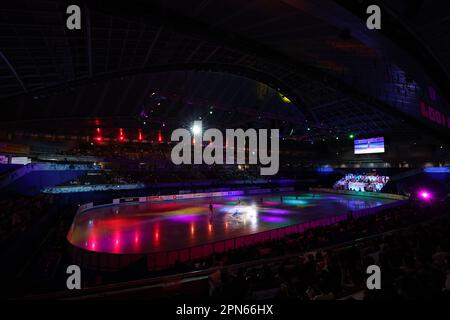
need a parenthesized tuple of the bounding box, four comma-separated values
(158, 129, 163, 143)
(94, 127, 103, 142)
(118, 128, 125, 142)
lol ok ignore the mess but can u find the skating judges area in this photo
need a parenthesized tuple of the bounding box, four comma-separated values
(67, 188, 407, 271)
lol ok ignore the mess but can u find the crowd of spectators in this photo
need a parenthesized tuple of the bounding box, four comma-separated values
(60, 165, 262, 187)
(60, 142, 171, 162)
(186, 199, 450, 300)
(0, 195, 54, 246)
(334, 173, 389, 192)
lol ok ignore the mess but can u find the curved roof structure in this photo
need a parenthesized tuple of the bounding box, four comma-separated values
(1, 0, 449, 140)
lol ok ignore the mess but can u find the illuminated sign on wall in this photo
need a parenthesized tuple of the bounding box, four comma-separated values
(11, 157, 31, 165)
(420, 86, 450, 130)
(420, 101, 450, 129)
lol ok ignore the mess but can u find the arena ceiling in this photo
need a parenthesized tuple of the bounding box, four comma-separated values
(0, 0, 449, 141)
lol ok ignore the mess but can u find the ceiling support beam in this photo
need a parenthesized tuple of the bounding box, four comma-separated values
(142, 26, 163, 67)
(0, 50, 27, 93)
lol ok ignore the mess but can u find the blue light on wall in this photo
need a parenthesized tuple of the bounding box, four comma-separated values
(317, 167, 334, 173)
(423, 167, 450, 173)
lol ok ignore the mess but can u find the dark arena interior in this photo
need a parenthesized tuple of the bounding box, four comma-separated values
(1, 0, 450, 308)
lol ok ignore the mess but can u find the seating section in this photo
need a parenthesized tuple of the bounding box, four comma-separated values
(0, 195, 54, 245)
(334, 174, 389, 192)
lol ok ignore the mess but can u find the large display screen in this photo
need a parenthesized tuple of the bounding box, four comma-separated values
(354, 137, 385, 154)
